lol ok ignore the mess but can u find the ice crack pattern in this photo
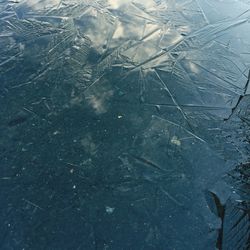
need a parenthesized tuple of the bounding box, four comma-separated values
(0, 0, 250, 249)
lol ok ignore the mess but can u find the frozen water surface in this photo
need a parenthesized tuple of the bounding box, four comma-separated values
(0, 0, 250, 249)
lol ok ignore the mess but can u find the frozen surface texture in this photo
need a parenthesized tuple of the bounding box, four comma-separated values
(1, 0, 250, 249)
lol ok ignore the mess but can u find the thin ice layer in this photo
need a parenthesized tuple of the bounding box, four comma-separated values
(0, 0, 250, 249)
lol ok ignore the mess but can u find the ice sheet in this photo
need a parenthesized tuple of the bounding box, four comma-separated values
(0, 0, 250, 249)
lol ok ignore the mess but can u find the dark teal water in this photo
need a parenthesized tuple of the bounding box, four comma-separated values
(1, 0, 250, 249)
